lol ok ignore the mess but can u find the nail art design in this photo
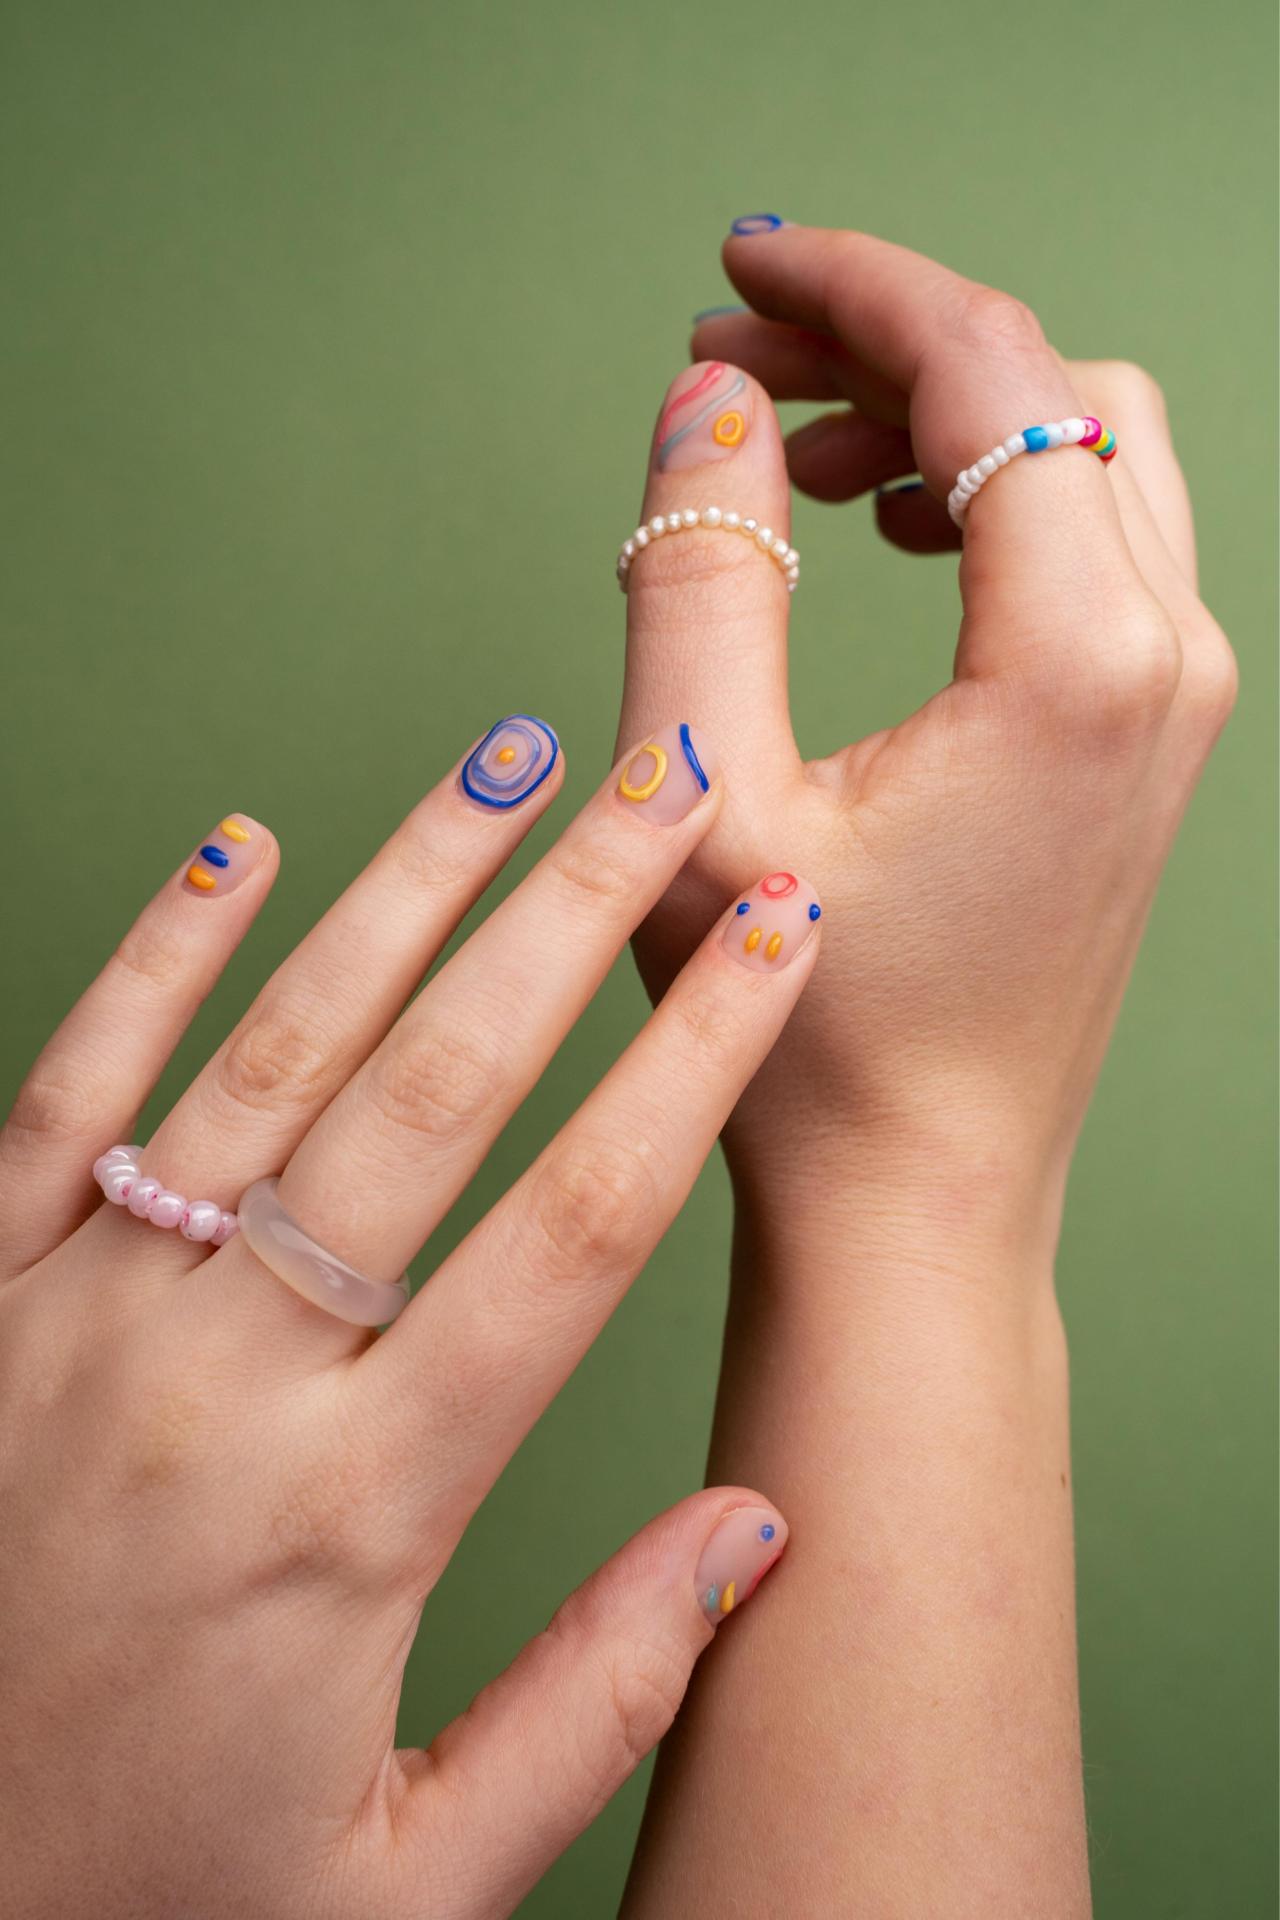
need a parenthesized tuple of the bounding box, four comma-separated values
(723, 871, 822, 971)
(694, 1506, 788, 1625)
(730, 213, 784, 236)
(655, 363, 751, 472)
(693, 304, 748, 323)
(617, 722, 718, 826)
(461, 715, 559, 810)
(183, 815, 259, 896)
(877, 477, 926, 496)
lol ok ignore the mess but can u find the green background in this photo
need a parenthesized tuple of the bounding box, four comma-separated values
(2, 2, 1275, 1912)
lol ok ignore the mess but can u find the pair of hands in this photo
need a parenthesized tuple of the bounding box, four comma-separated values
(0, 222, 1233, 1918)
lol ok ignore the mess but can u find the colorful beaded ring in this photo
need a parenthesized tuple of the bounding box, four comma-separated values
(93, 1146, 238, 1245)
(616, 508, 799, 594)
(947, 417, 1117, 527)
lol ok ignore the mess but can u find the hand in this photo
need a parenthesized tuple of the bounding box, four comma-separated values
(0, 719, 817, 1918)
(617, 222, 1235, 1269)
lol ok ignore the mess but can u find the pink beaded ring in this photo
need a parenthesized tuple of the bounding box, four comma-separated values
(92, 1146, 238, 1247)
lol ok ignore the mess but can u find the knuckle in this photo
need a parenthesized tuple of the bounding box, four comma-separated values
(1076, 602, 1183, 734)
(947, 285, 1047, 358)
(215, 1000, 339, 1116)
(1181, 620, 1240, 736)
(547, 834, 640, 912)
(671, 980, 750, 1065)
(631, 526, 772, 608)
(387, 820, 470, 898)
(530, 1136, 664, 1276)
(1082, 358, 1168, 427)
(596, 1637, 689, 1769)
(6, 1061, 100, 1146)
(364, 1019, 506, 1148)
(109, 918, 191, 998)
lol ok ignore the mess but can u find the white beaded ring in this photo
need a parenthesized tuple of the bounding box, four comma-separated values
(947, 416, 1118, 527)
(93, 1145, 238, 1245)
(616, 508, 800, 594)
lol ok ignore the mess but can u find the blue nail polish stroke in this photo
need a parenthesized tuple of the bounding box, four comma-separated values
(679, 722, 710, 793)
(730, 213, 784, 236)
(461, 714, 559, 810)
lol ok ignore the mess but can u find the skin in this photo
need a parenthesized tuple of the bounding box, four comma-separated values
(0, 731, 819, 1918)
(614, 225, 1236, 1916)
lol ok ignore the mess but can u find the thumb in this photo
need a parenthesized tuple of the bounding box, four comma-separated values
(395, 1492, 788, 1918)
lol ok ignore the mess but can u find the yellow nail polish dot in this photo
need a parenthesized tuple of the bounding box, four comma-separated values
(766, 932, 783, 961)
(744, 927, 762, 954)
(187, 866, 217, 891)
(496, 746, 516, 764)
(719, 1581, 736, 1614)
(619, 742, 668, 802)
(219, 818, 251, 843)
(713, 410, 746, 447)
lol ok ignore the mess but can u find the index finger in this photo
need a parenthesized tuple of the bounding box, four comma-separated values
(722, 222, 1166, 681)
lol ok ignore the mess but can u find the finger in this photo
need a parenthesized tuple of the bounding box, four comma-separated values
(394, 1492, 788, 1918)
(874, 478, 962, 555)
(784, 409, 915, 502)
(362, 871, 821, 1519)
(690, 305, 906, 420)
(0, 813, 277, 1275)
(189, 722, 725, 1354)
(721, 222, 1170, 688)
(101, 717, 563, 1295)
(617, 361, 798, 785)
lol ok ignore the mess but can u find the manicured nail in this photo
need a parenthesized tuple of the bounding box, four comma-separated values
(460, 714, 559, 810)
(876, 477, 926, 497)
(654, 362, 751, 473)
(183, 814, 263, 897)
(617, 723, 718, 825)
(723, 871, 822, 971)
(693, 304, 748, 323)
(729, 213, 785, 237)
(695, 1505, 788, 1624)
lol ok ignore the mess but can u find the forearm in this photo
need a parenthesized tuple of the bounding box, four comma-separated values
(625, 1154, 1090, 1918)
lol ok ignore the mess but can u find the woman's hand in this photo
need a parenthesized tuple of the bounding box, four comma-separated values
(617, 222, 1235, 1272)
(0, 720, 817, 1918)
(614, 224, 1235, 1917)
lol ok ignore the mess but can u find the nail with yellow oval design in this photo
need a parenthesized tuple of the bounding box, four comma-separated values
(183, 814, 265, 898)
(616, 723, 719, 826)
(724, 870, 822, 971)
(694, 1504, 788, 1627)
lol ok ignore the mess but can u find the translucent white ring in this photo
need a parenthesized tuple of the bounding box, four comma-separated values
(237, 1178, 410, 1327)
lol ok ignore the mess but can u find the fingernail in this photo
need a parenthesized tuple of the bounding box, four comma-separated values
(460, 714, 559, 810)
(729, 213, 785, 237)
(183, 814, 263, 897)
(617, 723, 718, 825)
(876, 477, 926, 497)
(693, 304, 748, 323)
(723, 871, 823, 971)
(654, 361, 751, 473)
(695, 1505, 788, 1625)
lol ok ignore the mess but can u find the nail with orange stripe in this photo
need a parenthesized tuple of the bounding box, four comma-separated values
(183, 814, 261, 897)
(723, 871, 822, 973)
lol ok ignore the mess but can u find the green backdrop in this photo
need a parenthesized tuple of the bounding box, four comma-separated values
(2, 2, 1275, 1912)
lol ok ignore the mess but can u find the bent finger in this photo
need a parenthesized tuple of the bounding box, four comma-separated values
(392, 1492, 788, 1919)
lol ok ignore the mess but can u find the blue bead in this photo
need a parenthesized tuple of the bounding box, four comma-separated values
(736, 901, 750, 914)
(1023, 425, 1050, 452)
(759, 1523, 775, 1541)
(199, 844, 230, 868)
(808, 903, 821, 920)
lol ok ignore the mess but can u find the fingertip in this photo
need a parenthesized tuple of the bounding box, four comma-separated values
(693, 1496, 789, 1628)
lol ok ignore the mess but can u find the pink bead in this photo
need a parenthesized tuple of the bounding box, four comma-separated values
(127, 1177, 161, 1218)
(148, 1190, 186, 1230)
(1079, 416, 1102, 448)
(180, 1199, 222, 1242)
(211, 1211, 239, 1247)
(101, 1164, 138, 1204)
(92, 1154, 112, 1186)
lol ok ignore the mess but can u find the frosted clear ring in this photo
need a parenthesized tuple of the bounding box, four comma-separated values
(237, 1178, 410, 1328)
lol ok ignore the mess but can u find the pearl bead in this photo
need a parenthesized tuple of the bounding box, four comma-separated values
(127, 1177, 161, 1218)
(701, 506, 722, 527)
(149, 1191, 186, 1230)
(742, 518, 758, 534)
(784, 547, 799, 567)
(634, 526, 650, 547)
(649, 516, 666, 537)
(756, 526, 773, 547)
(681, 507, 699, 527)
(180, 1199, 222, 1243)
(211, 1211, 239, 1247)
(722, 511, 741, 530)
(665, 513, 683, 533)
(622, 539, 635, 559)
(101, 1164, 138, 1204)
(771, 533, 789, 555)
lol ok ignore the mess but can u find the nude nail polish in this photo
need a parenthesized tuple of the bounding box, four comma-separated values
(729, 213, 786, 236)
(460, 715, 559, 810)
(653, 362, 752, 473)
(183, 814, 262, 897)
(616, 723, 718, 825)
(694, 1505, 788, 1625)
(723, 871, 823, 971)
